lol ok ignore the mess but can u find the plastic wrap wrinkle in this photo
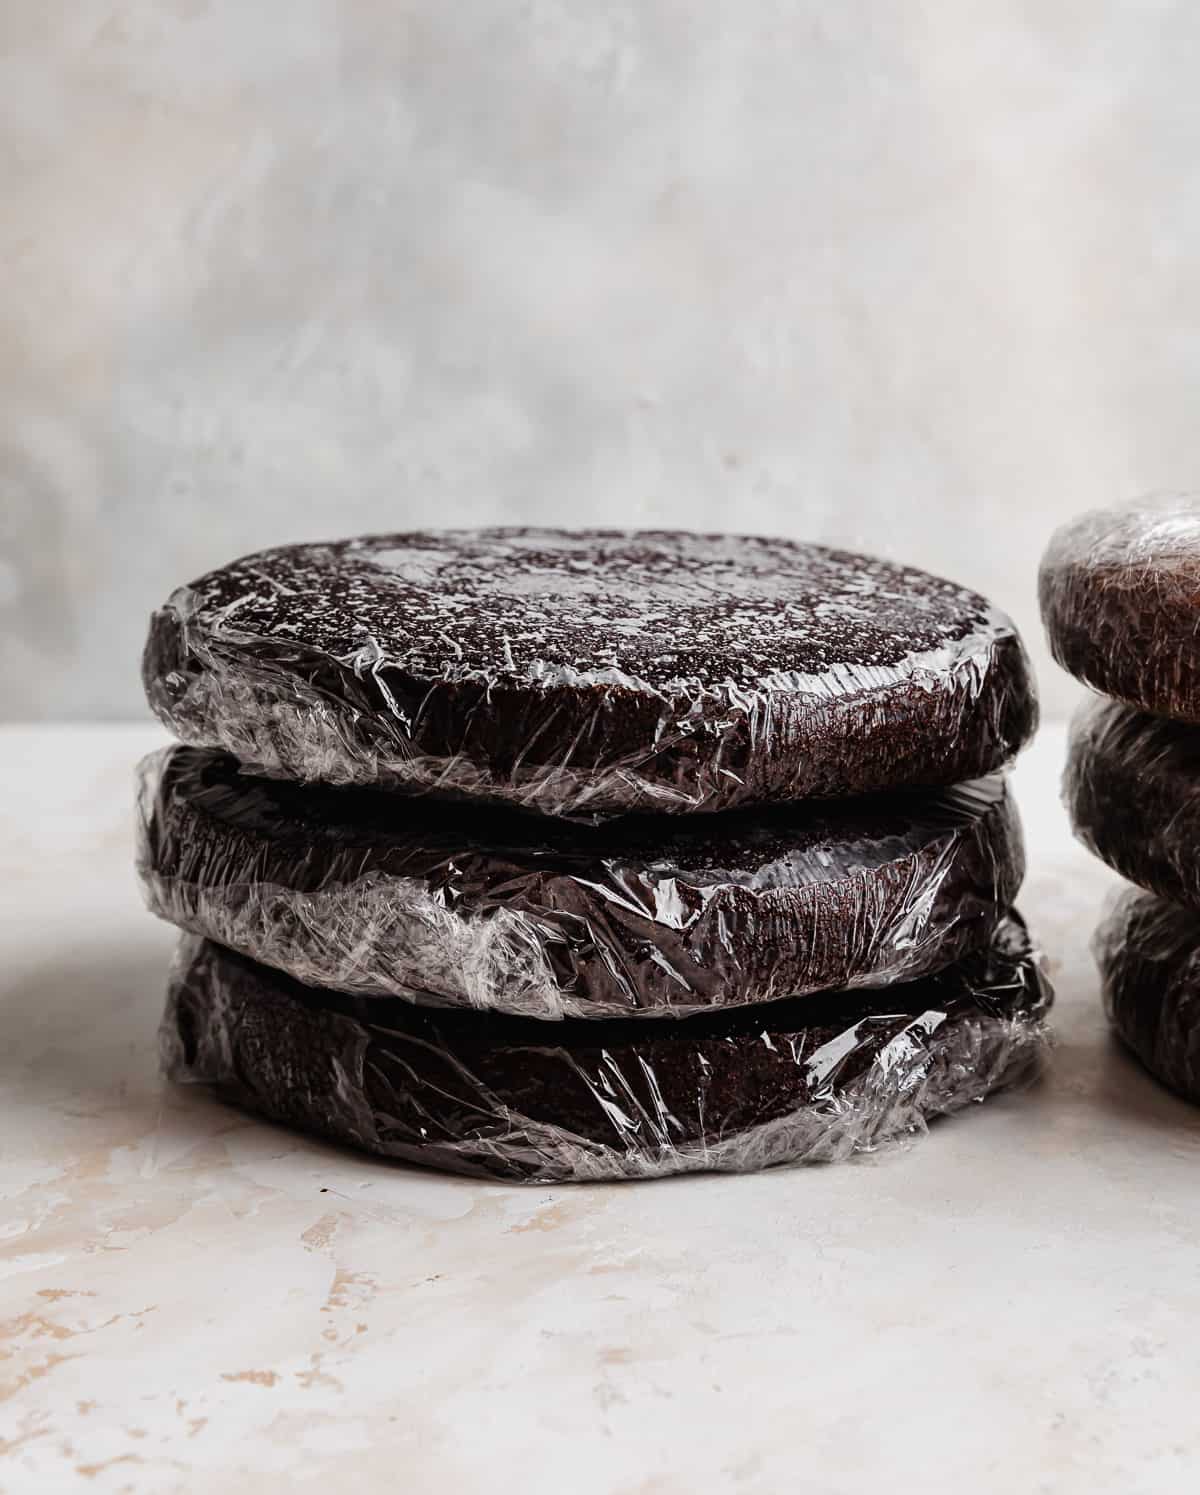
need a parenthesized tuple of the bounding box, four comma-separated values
(160, 918, 1052, 1182)
(143, 529, 1038, 820)
(138, 745, 1026, 1019)
(1094, 886, 1200, 1105)
(1040, 493, 1200, 721)
(1066, 695, 1200, 911)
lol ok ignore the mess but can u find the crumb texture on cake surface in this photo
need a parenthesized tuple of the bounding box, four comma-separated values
(143, 528, 1037, 819)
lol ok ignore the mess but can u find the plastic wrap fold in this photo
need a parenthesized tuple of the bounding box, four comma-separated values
(1040, 494, 1200, 722)
(143, 529, 1037, 821)
(1094, 886, 1200, 1106)
(161, 917, 1053, 1182)
(138, 746, 1026, 1020)
(1066, 696, 1200, 912)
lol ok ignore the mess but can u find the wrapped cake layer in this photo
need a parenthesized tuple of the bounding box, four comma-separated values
(1095, 887, 1200, 1106)
(161, 917, 1053, 1183)
(140, 746, 1026, 1020)
(1066, 696, 1200, 911)
(1041, 494, 1200, 722)
(144, 529, 1037, 821)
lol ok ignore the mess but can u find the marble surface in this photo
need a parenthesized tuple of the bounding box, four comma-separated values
(3, 722, 1200, 1494)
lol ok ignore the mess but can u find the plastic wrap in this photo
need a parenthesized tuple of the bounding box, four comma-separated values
(138, 745, 1026, 1020)
(142, 529, 1038, 822)
(161, 917, 1053, 1182)
(1040, 493, 1200, 722)
(1066, 695, 1200, 912)
(1094, 886, 1200, 1105)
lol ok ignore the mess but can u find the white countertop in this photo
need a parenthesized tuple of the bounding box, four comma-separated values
(4, 723, 1199, 1494)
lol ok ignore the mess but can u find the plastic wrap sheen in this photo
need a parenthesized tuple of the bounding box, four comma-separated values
(143, 529, 1038, 821)
(161, 917, 1053, 1182)
(138, 745, 1026, 1020)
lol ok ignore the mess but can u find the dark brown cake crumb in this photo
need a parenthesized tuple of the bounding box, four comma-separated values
(1095, 887, 1200, 1107)
(144, 528, 1037, 820)
(139, 745, 1026, 1018)
(1041, 495, 1200, 722)
(160, 919, 1052, 1182)
(1066, 697, 1200, 912)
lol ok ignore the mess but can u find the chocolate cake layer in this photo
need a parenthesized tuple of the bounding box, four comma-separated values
(162, 918, 1052, 1182)
(1041, 495, 1200, 721)
(1095, 887, 1200, 1106)
(139, 745, 1025, 1019)
(1066, 697, 1200, 911)
(144, 529, 1037, 820)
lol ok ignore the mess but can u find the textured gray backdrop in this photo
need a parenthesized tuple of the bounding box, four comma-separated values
(5, 2, 1200, 721)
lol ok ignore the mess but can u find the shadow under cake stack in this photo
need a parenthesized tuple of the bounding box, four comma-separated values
(138, 529, 1050, 1182)
(1042, 495, 1200, 1106)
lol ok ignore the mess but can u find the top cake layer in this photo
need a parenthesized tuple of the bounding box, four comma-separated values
(144, 528, 1037, 819)
(1041, 494, 1200, 722)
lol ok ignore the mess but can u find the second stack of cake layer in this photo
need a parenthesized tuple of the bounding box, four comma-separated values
(1043, 494, 1200, 1104)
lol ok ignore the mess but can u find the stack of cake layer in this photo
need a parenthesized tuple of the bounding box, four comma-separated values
(1042, 495, 1200, 1104)
(140, 529, 1050, 1181)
